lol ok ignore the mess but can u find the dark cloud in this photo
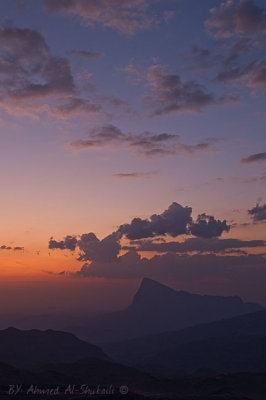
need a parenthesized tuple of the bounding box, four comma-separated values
(49, 203, 233, 277)
(49, 232, 121, 263)
(144, 64, 238, 116)
(77, 232, 122, 263)
(72, 50, 103, 60)
(206, 0, 266, 38)
(0, 245, 12, 250)
(50, 203, 231, 263)
(125, 237, 265, 253)
(50, 96, 102, 118)
(189, 213, 230, 238)
(0, 245, 24, 251)
(241, 152, 266, 163)
(118, 203, 230, 240)
(118, 202, 193, 240)
(76, 251, 266, 280)
(248, 203, 266, 221)
(49, 235, 77, 251)
(43, 0, 163, 35)
(68, 124, 214, 157)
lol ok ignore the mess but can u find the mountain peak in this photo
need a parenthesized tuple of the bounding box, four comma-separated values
(130, 278, 178, 310)
(137, 277, 177, 295)
(140, 277, 167, 289)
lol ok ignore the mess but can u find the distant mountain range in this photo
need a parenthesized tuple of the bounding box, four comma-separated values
(104, 308, 266, 376)
(68, 278, 263, 343)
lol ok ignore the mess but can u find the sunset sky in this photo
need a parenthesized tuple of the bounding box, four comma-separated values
(0, 0, 266, 312)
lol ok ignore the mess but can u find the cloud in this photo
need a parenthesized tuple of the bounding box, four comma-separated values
(48, 201, 233, 280)
(240, 152, 266, 163)
(68, 124, 214, 157)
(43, 0, 163, 35)
(206, 0, 266, 38)
(215, 61, 255, 83)
(118, 202, 193, 240)
(248, 203, 266, 221)
(0, 245, 24, 251)
(126, 237, 265, 253)
(189, 213, 230, 238)
(0, 26, 102, 119)
(0, 245, 12, 250)
(49, 232, 122, 263)
(49, 203, 231, 262)
(77, 231, 122, 262)
(48, 202, 266, 282)
(249, 60, 266, 86)
(72, 50, 103, 60)
(191, 44, 210, 58)
(143, 64, 238, 116)
(50, 96, 102, 118)
(0, 26, 50, 61)
(0, 27, 75, 101)
(118, 203, 230, 240)
(113, 171, 158, 179)
(243, 173, 266, 183)
(49, 235, 77, 251)
(76, 251, 266, 280)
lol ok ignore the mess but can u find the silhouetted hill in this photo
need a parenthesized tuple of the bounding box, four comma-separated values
(104, 309, 266, 376)
(0, 361, 266, 399)
(0, 327, 108, 368)
(69, 278, 263, 343)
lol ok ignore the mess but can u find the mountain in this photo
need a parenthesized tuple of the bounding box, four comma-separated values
(68, 278, 263, 343)
(104, 309, 266, 376)
(0, 327, 108, 368)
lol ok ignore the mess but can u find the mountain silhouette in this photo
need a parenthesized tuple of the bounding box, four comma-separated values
(104, 309, 266, 376)
(69, 278, 262, 343)
(0, 327, 108, 368)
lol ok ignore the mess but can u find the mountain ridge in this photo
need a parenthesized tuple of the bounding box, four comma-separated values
(68, 278, 263, 343)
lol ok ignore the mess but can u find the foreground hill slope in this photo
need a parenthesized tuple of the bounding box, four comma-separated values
(0, 327, 107, 367)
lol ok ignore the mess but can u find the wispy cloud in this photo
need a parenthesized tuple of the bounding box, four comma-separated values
(113, 171, 158, 179)
(206, 0, 266, 38)
(43, 0, 167, 35)
(248, 202, 266, 221)
(241, 152, 266, 163)
(68, 124, 216, 157)
(72, 50, 103, 60)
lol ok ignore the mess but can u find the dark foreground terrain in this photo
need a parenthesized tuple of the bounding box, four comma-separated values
(0, 364, 266, 400)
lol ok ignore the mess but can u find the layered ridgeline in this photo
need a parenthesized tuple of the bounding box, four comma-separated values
(104, 308, 266, 376)
(69, 278, 262, 343)
(0, 327, 107, 368)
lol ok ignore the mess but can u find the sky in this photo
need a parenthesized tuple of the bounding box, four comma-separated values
(0, 0, 266, 313)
